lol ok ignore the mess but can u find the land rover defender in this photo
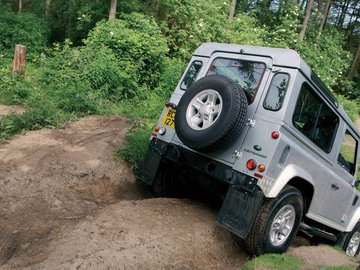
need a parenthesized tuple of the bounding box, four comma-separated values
(138, 42, 360, 256)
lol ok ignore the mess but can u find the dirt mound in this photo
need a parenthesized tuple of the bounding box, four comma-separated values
(287, 245, 358, 269)
(0, 115, 245, 269)
(0, 114, 357, 269)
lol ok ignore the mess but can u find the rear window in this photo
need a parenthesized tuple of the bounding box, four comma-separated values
(207, 58, 266, 103)
(180, 61, 202, 90)
(263, 73, 290, 111)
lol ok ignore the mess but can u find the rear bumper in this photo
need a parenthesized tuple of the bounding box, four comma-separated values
(137, 138, 264, 238)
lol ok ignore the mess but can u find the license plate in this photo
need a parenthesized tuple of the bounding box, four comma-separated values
(161, 108, 175, 128)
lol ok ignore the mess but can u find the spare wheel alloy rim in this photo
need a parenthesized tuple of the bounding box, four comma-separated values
(346, 231, 360, 256)
(269, 204, 296, 246)
(186, 89, 223, 130)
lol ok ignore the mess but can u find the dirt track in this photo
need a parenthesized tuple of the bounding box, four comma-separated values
(0, 114, 358, 269)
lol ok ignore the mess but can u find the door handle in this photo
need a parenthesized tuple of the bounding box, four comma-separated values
(331, 183, 339, 190)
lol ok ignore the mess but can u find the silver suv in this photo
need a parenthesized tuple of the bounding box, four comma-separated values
(138, 42, 360, 256)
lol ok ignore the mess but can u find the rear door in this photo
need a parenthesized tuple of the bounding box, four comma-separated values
(172, 52, 273, 164)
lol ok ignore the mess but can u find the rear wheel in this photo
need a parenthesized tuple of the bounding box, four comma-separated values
(151, 161, 177, 197)
(245, 186, 303, 255)
(339, 223, 360, 257)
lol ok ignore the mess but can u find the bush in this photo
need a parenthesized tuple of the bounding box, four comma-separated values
(299, 27, 352, 89)
(154, 57, 186, 99)
(223, 13, 265, 46)
(0, 102, 68, 140)
(115, 120, 154, 170)
(0, 74, 32, 105)
(0, 11, 49, 59)
(80, 46, 139, 99)
(262, 5, 303, 48)
(85, 13, 169, 90)
(337, 95, 359, 122)
(147, 0, 229, 60)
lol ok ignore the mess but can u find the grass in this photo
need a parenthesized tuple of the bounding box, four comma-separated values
(241, 252, 358, 270)
(114, 119, 154, 170)
(241, 254, 301, 270)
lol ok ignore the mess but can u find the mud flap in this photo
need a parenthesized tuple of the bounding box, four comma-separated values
(216, 185, 263, 239)
(137, 150, 162, 186)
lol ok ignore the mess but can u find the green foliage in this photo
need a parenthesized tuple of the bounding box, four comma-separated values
(241, 253, 301, 270)
(0, 103, 68, 140)
(223, 13, 265, 46)
(154, 57, 186, 99)
(145, 0, 229, 60)
(85, 13, 169, 89)
(0, 74, 31, 105)
(336, 95, 359, 122)
(0, 11, 49, 58)
(114, 120, 154, 170)
(300, 27, 352, 90)
(262, 5, 303, 48)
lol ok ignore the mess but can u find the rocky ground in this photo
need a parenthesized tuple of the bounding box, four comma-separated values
(0, 110, 358, 269)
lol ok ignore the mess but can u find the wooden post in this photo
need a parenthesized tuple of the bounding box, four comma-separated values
(12, 45, 26, 76)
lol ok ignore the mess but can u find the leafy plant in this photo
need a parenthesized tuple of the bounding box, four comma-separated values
(85, 13, 169, 90)
(114, 120, 154, 170)
(0, 11, 49, 59)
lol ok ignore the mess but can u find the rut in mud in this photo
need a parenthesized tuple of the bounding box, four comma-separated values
(0, 115, 357, 269)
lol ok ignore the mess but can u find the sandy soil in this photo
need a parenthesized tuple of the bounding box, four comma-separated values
(0, 113, 358, 269)
(0, 105, 25, 115)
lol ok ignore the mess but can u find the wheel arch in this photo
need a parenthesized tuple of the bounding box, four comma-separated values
(345, 209, 360, 232)
(265, 164, 314, 199)
(287, 177, 314, 214)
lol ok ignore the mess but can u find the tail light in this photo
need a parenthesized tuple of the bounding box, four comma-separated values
(258, 164, 266, 172)
(271, 131, 280, 139)
(246, 159, 257, 170)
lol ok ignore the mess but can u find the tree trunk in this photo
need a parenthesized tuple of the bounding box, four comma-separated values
(337, 0, 351, 28)
(265, 0, 272, 10)
(18, 0, 22, 13)
(315, 0, 323, 19)
(348, 42, 360, 80)
(45, 0, 51, 16)
(12, 45, 26, 76)
(109, 0, 117, 20)
(228, 0, 237, 20)
(299, 0, 314, 40)
(318, 0, 332, 37)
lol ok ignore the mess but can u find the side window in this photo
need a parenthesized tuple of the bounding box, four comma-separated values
(206, 58, 266, 104)
(263, 73, 290, 111)
(180, 61, 202, 90)
(292, 83, 339, 153)
(338, 130, 357, 175)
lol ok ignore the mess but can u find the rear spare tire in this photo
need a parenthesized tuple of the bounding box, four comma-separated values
(175, 75, 248, 150)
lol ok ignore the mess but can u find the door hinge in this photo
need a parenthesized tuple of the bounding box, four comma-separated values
(233, 150, 242, 159)
(246, 119, 256, 127)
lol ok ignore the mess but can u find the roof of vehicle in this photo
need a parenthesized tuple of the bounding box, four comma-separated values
(194, 42, 360, 139)
(194, 42, 310, 71)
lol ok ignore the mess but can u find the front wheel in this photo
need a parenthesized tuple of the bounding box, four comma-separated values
(339, 223, 360, 257)
(245, 186, 303, 256)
